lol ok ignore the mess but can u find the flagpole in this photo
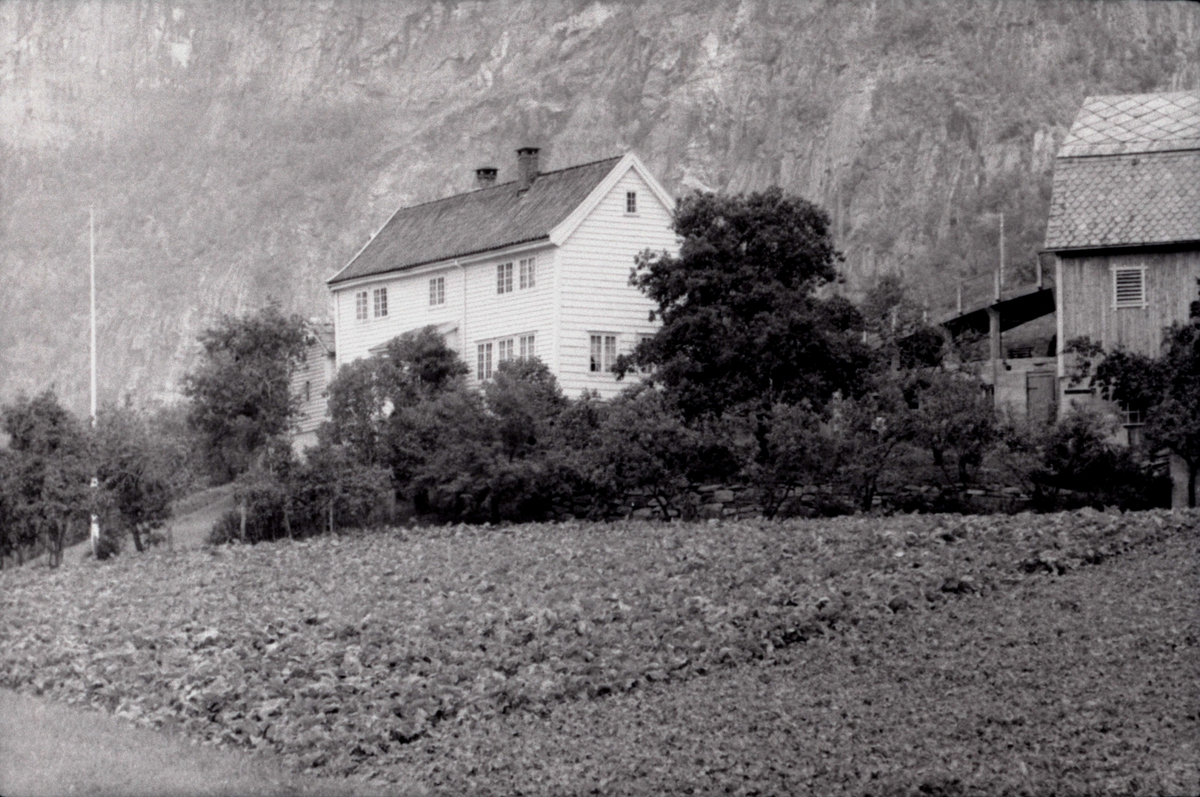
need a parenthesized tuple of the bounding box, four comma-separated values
(90, 207, 100, 554)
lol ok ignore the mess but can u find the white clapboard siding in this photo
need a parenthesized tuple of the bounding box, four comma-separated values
(555, 168, 678, 398)
(289, 337, 336, 451)
(333, 265, 466, 367)
(461, 245, 557, 385)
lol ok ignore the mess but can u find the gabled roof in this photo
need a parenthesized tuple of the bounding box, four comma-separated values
(1044, 91, 1200, 251)
(328, 156, 622, 285)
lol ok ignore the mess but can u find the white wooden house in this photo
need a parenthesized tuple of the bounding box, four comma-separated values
(325, 149, 678, 398)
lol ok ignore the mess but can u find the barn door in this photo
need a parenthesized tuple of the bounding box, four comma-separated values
(1026, 371, 1057, 425)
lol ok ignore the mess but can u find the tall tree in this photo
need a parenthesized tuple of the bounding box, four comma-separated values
(93, 404, 176, 554)
(1, 390, 93, 567)
(623, 187, 869, 420)
(182, 305, 308, 481)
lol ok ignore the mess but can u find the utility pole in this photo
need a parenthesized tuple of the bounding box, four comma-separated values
(90, 207, 100, 555)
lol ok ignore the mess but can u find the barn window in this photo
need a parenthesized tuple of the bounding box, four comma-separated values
(1112, 267, 1146, 309)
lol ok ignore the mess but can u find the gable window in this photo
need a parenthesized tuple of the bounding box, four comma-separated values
(1112, 267, 1146, 308)
(520, 333, 536, 359)
(590, 333, 618, 373)
(355, 291, 369, 321)
(519, 256, 537, 290)
(477, 342, 493, 380)
(625, 191, 638, 214)
(429, 276, 445, 306)
(497, 262, 513, 294)
(373, 287, 388, 318)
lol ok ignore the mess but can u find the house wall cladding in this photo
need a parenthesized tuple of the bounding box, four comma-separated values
(1057, 249, 1200, 357)
(556, 168, 676, 398)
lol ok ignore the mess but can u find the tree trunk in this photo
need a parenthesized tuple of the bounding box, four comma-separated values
(1189, 459, 1197, 509)
(131, 524, 145, 553)
(328, 499, 334, 536)
(239, 502, 247, 543)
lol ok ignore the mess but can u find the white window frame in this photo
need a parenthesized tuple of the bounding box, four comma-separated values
(373, 287, 388, 318)
(519, 333, 536, 360)
(497, 262, 514, 294)
(519, 256, 537, 290)
(497, 338, 514, 363)
(1111, 266, 1147, 309)
(589, 333, 618, 374)
(625, 191, 638, 215)
(429, 276, 445, 306)
(354, 290, 369, 321)
(477, 342, 494, 380)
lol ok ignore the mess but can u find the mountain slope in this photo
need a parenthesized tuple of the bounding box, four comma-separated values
(2, 0, 1198, 412)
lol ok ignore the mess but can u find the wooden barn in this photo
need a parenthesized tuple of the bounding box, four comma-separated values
(1044, 90, 1200, 507)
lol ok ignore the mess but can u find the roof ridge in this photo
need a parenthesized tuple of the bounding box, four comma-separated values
(385, 154, 624, 215)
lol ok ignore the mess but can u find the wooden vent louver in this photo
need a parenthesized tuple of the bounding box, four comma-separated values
(1113, 267, 1146, 308)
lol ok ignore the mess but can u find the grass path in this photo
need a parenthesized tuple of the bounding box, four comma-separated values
(0, 688, 385, 797)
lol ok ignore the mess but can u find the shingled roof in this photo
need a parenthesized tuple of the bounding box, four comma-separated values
(328, 156, 622, 285)
(1045, 91, 1200, 251)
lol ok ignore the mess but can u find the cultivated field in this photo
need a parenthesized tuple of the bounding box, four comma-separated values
(1, 510, 1197, 795)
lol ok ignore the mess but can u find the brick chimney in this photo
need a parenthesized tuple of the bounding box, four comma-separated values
(516, 147, 540, 190)
(475, 167, 498, 188)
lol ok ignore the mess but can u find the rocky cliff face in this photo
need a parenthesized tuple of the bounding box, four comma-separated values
(2, 0, 1198, 413)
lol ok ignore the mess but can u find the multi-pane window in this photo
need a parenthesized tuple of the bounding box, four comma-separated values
(590, 334, 618, 373)
(519, 256, 537, 290)
(355, 290, 369, 320)
(497, 262, 513, 294)
(626, 191, 638, 214)
(1112, 267, 1146, 308)
(520, 334, 536, 359)
(477, 342, 494, 380)
(497, 338, 514, 363)
(373, 287, 388, 318)
(429, 276, 445, 306)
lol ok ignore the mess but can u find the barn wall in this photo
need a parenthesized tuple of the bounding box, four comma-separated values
(1057, 249, 1200, 357)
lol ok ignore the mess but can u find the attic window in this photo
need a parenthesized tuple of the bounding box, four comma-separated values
(625, 191, 638, 214)
(1112, 267, 1146, 309)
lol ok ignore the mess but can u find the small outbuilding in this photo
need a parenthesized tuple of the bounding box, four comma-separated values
(1044, 91, 1200, 507)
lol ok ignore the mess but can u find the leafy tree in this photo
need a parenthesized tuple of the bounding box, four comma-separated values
(93, 404, 176, 555)
(583, 387, 723, 519)
(1030, 408, 1168, 511)
(1, 390, 93, 567)
(911, 368, 998, 486)
(622, 187, 869, 421)
(323, 325, 469, 477)
(183, 305, 308, 481)
(484, 358, 568, 462)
